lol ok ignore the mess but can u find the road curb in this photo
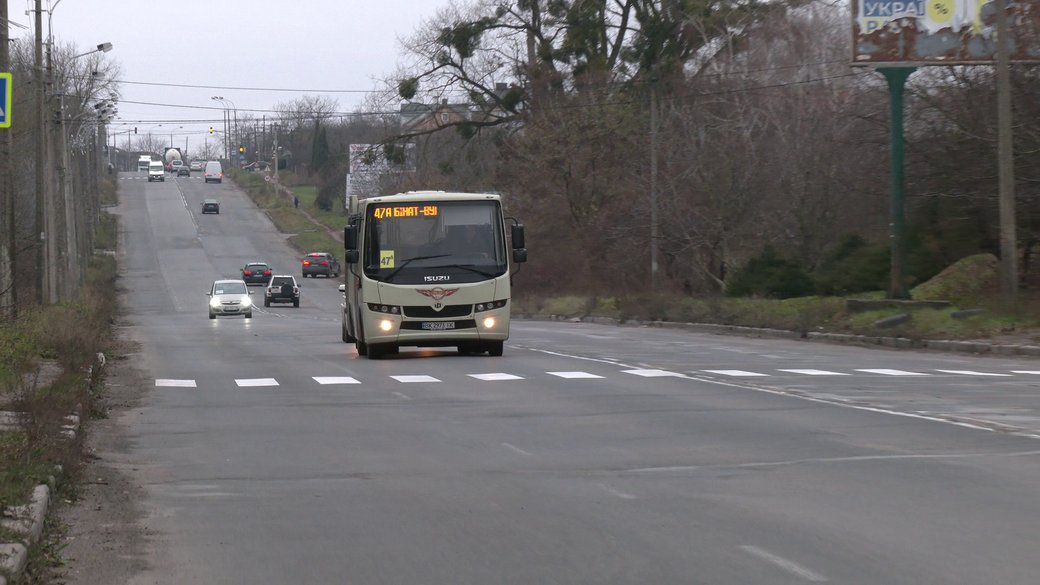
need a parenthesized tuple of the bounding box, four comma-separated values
(0, 353, 101, 584)
(524, 315, 1040, 357)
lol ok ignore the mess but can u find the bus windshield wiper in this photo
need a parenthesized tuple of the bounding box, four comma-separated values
(384, 254, 449, 282)
(428, 264, 497, 278)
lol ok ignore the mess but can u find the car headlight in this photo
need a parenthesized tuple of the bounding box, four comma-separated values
(241, 297, 252, 307)
(209, 298, 221, 308)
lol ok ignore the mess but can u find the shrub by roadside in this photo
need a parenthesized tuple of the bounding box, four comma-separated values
(0, 243, 118, 581)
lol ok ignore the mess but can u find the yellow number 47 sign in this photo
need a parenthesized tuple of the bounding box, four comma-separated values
(0, 73, 11, 129)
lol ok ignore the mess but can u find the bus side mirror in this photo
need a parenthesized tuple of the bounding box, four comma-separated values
(344, 225, 359, 264)
(510, 224, 525, 250)
(510, 224, 527, 263)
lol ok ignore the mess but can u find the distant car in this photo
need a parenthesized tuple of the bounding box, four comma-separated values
(177, 165, 191, 177)
(264, 275, 300, 307)
(170, 160, 184, 173)
(189, 161, 204, 171)
(302, 252, 340, 278)
(241, 262, 272, 285)
(201, 199, 220, 214)
(207, 279, 253, 319)
(147, 161, 165, 182)
(204, 161, 223, 184)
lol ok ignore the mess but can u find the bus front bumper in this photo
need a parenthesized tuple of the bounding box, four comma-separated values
(361, 307, 510, 347)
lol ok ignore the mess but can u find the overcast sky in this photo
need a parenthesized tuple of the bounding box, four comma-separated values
(6, 0, 449, 151)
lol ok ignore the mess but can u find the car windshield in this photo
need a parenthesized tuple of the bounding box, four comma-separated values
(246, 265, 267, 271)
(212, 282, 245, 295)
(362, 200, 506, 284)
(271, 277, 292, 286)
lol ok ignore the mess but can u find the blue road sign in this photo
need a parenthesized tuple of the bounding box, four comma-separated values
(0, 73, 11, 129)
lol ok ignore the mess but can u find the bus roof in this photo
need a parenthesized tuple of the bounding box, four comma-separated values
(363, 191, 502, 205)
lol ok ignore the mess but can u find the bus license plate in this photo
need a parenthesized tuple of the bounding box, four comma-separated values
(421, 322, 455, 330)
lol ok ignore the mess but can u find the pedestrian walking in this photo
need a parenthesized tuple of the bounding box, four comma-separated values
(293, 195, 300, 209)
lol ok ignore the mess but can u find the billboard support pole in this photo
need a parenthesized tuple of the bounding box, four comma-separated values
(994, 0, 1018, 304)
(880, 66, 915, 300)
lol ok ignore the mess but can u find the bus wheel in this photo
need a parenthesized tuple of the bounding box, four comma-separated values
(486, 341, 504, 356)
(355, 321, 369, 356)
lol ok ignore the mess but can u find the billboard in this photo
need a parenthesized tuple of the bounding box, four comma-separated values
(852, 0, 1040, 65)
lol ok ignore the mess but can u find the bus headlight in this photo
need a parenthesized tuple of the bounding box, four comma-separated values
(483, 317, 496, 329)
(379, 319, 394, 332)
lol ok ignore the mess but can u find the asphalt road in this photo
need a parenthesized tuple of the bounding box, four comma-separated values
(96, 171, 1040, 584)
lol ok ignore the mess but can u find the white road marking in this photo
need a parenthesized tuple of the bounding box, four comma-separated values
(391, 392, 412, 400)
(739, 545, 828, 582)
(520, 345, 1040, 437)
(390, 375, 440, 383)
(855, 369, 931, 376)
(235, 378, 279, 387)
(155, 379, 196, 387)
(935, 369, 1012, 377)
(702, 369, 770, 377)
(547, 371, 605, 379)
(622, 368, 681, 377)
(501, 443, 534, 457)
(312, 376, 361, 384)
(596, 483, 637, 500)
(469, 373, 524, 381)
(625, 450, 1040, 474)
(777, 369, 850, 376)
(1012, 371, 1040, 374)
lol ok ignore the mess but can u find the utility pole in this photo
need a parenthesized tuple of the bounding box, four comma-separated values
(0, 0, 16, 316)
(34, 0, 48, 303)
(649, 81, 659, 291)
(995, 0, 1018, 303)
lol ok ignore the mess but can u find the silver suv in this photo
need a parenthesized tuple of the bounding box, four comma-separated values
(264, 275, 300, 307)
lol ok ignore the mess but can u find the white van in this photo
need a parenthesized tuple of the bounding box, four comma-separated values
(137, 156, 152, 172)
(147, 160, 165, 182)
(204, 161, 223, 184)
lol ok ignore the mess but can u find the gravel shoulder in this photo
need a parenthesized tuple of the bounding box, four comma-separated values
(46, 336, 152, 585)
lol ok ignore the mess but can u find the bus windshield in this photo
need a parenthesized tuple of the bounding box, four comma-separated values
(363, 200, 507, 284)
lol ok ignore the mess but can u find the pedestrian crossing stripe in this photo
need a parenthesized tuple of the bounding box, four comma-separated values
(313, 376, 361, 384)
(469, 373, 524, 381)
(153, 368, 1035, 387)
(855, 369, 930, 376)
(702, 369, 769, 377)
(236, 378, 278, 387)
(156, 379, 197, 387)
(391, 375, 440, 383)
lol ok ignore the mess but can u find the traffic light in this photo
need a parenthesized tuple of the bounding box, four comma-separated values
(209, 127, 213, 134)
(134, 127, 137, 134)
(239, 146, 245, 154)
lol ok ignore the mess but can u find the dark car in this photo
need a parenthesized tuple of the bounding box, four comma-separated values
(241, 262, 273, 285)
(177, 165, 191, 177)
(264, 275, 300, 307)
(201, 199, 220, 214)
(302, 252, 340, 278)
